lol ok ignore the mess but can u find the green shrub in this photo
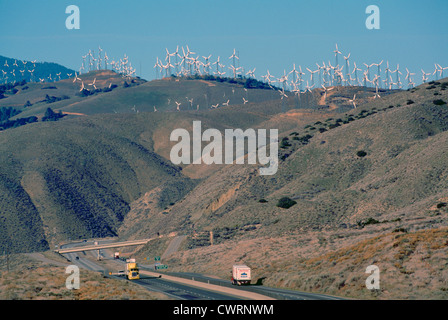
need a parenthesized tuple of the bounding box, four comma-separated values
(276, 197, 297, 209)
(357, 150, 367, 157)
(280, 137, 291, 149)
(358, 217, 380, 227)
(433, 99, 446, 105)
(436, 202, 447, 209)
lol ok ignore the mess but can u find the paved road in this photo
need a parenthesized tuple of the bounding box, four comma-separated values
(60, 239, 344, 300)
(60, 240, 245, 300)
(162, 272, 344, 300)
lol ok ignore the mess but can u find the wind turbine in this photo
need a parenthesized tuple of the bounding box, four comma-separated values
(73, 72, 81, 83)
(185, 46, 196, 75)
(88, 78, 97, 90)
(405, 68, 415, 89)
(348, 94, 357, 108)
(343, 53, 351, 86)
(246, 68, 256, 79)
(363, 63, 375, 87)
(288, 63, 300, 85)
(98, 46, 103, 70)
(202, 55, 212, 75)
(391, 64, 402, 89)
(104, 52, 109, 70)
(229, 65, 241, 79)
(165, 48, 176, 76)
(433, 64, 441, 80)
(175, 101, 181, 111)
(306, 68, 318, 88)
(421, 69, 431, 83)
(213, 56, 222, 76)
(333, 44, 342, 69)
(315, 62, 325, 87)
(278, 89, 288, 100)
(26, 69, 32, 81)
(262, 70, 276, 87)
(304, 81, 313, 93)
(187, 97, 194, 109)
(352, 62, 362, 86)
(373, 60, 383, 88)
(321, 84, 334, 101)
(297, 66, 306, 90)
(374, 86, 381, 99)
(229, 49, 239, 78)
(177, 47, 187, 76)
(435, 64, 448, 79)
(278, 70, 289, 91)
(172, 46, 180, 75)
(384, 61, 391, 89)
(154, 57, 161, 79)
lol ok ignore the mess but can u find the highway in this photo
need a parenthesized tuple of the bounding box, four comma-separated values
(59, 240, 246, 300)
(59, 239, 344, 300)
(161, 272, 344, 300)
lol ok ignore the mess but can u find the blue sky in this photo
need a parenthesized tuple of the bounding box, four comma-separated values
(1, 0, 447, 84)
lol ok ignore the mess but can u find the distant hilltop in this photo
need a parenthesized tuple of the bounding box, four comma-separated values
(0, 55, 76, 84)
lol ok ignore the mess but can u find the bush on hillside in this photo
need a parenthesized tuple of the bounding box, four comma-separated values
(42, 107, 65, 122)
(276, 197, 297, 209)
(0, 107, 21, 121)
(357, 150, 367, 157)
(433, 99, 446, 106)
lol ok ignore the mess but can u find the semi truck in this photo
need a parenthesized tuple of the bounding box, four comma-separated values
(231, 264, 251, 285)
(126, 259, 140, 280)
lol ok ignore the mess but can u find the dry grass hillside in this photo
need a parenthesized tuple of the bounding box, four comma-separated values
(0, 252, 168, 300)
(130, 79, 448, 299)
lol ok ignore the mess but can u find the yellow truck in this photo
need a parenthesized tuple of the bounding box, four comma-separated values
(126, 259, 140, 280)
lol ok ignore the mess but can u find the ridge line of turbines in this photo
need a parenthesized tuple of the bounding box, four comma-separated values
(154, 44, 448, 95)
(0, 46, 138, 84)
(79, 46, 137, 79)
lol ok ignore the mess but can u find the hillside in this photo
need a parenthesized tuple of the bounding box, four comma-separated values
(0, 112, 199, 253)
(0, 55, 76, 84)
(121, 80, 448, 238)
(0, 77, 321, 254)
(1, 67, 447, 298)
(125, 79, 448, 299)
(2, 68, 384, 254)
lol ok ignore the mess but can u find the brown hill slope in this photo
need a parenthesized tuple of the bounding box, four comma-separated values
(128, 80, 448, 299)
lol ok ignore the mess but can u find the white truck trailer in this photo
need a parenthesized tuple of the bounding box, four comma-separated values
(231, 264, 251, 285)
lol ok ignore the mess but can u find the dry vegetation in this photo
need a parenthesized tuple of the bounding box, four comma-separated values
(0, 252, 167, 300)
(160, 226, 448, 300)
